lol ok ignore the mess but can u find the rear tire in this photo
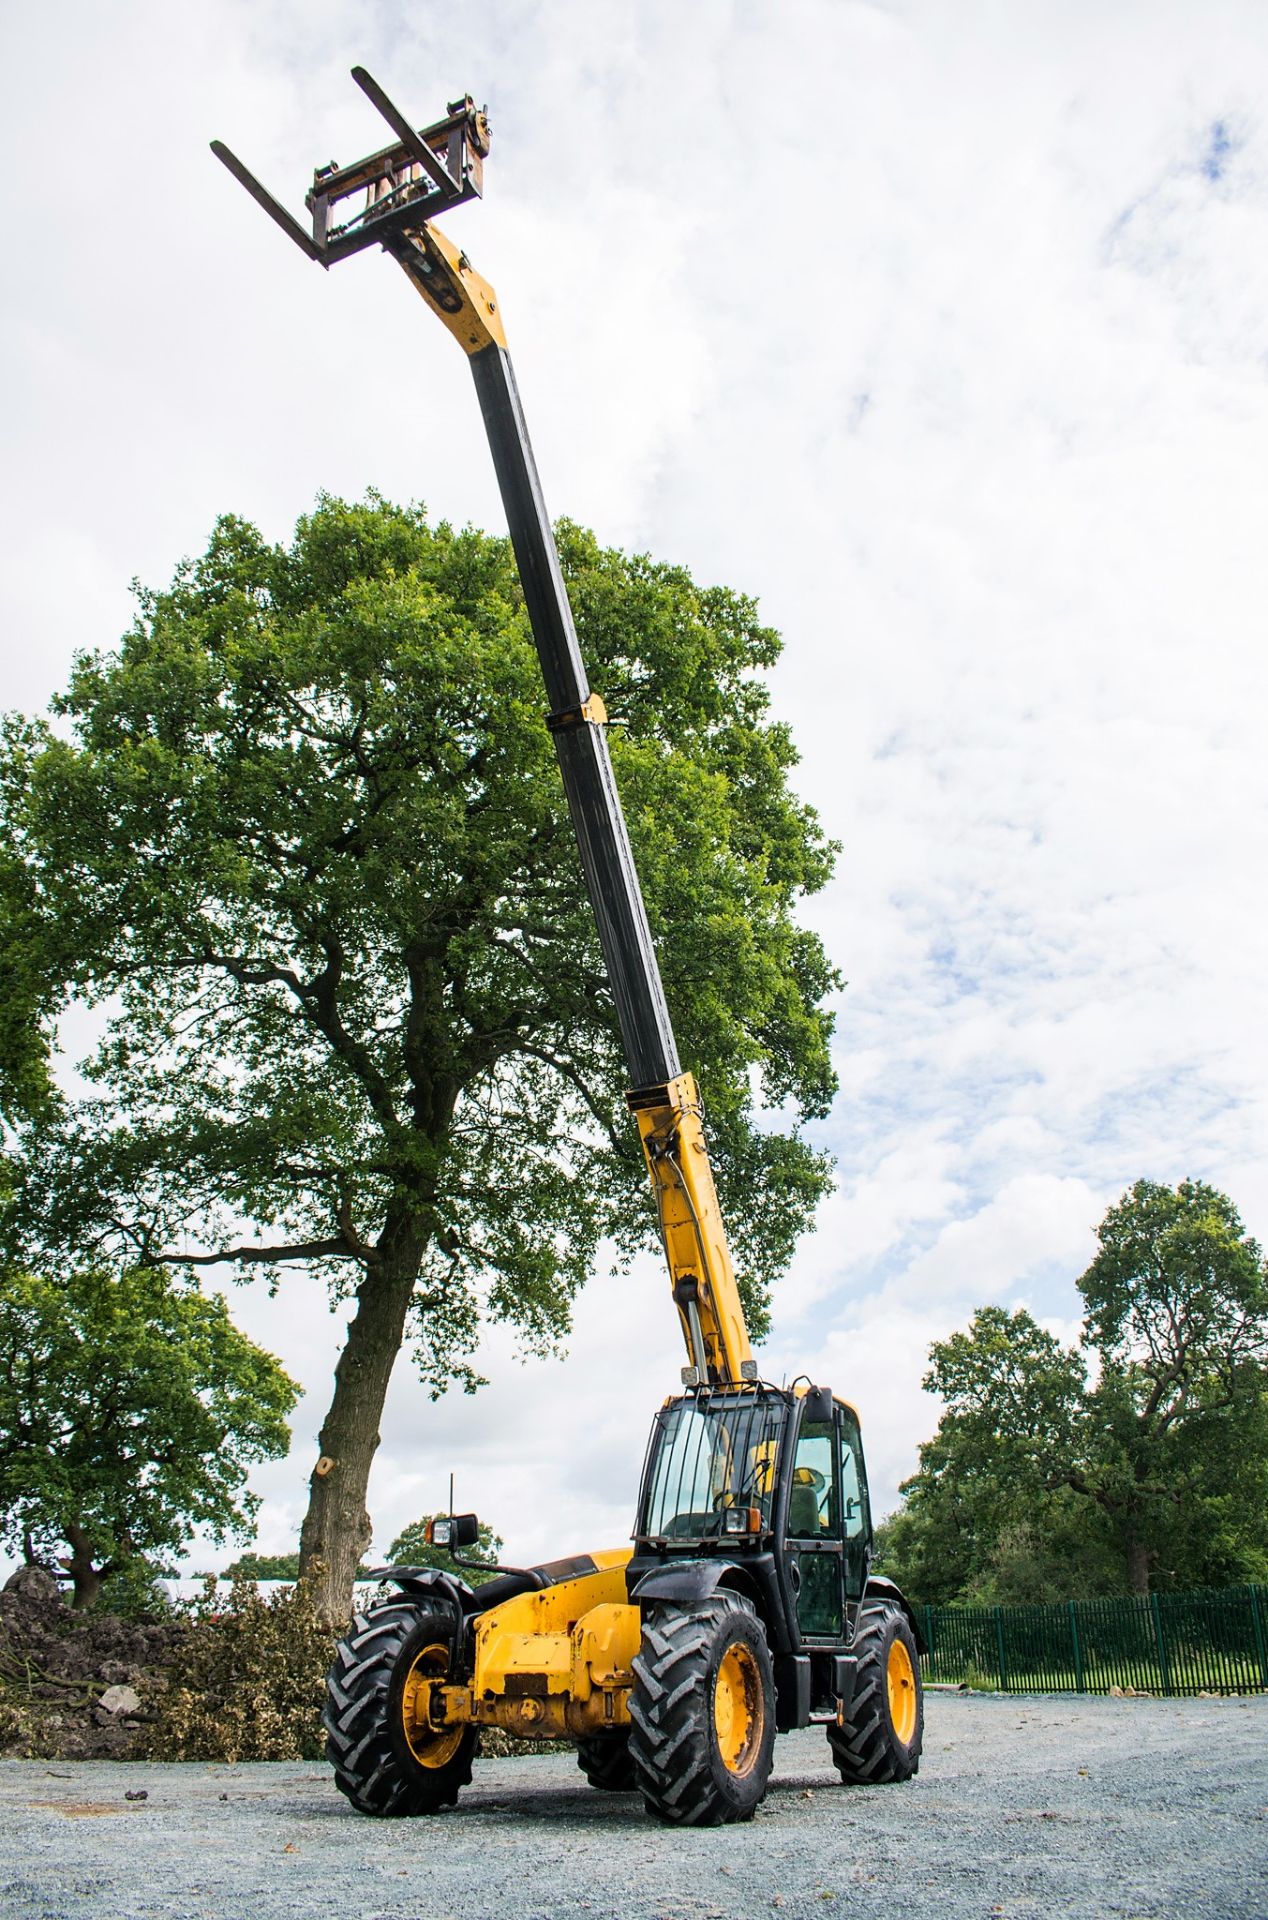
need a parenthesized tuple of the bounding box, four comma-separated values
(323, 1600, 477, 1816)
(576, 1729, 637, 1791)
(828, 1601, 923, 1785)
(629, 1592, 775, 1826)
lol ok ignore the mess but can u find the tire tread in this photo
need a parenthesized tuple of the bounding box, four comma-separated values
(576, 1730, 637, 1791)
(827, 1601, 923, 1786)
(323, 1600, 475, 1817)
(628, 1593, 774, 1827)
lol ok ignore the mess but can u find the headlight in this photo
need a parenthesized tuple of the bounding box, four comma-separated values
(425, 1512, 481, 1548)
(722, 1505, 761, 1535)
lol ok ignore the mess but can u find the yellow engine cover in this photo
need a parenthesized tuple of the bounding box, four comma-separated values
(426, 1548, 641, 1742)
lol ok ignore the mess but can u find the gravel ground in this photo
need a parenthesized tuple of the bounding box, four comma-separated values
(2, 1692, 1266, 1920)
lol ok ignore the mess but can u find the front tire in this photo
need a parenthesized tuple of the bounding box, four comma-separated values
(828, 1601, 923, 1785)
(629, 1592, 775, 1826)
(324, 1600, 477, 1816)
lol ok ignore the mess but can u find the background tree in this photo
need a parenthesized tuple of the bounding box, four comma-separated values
(878, 1306, 1103, 1605)
(1076, 1178, 1268, 1593)
(221, 1551, 304, 1581)
(0, 824, 58, 1130)
(0, 497, 839, 1620)
(880, 1181, 1268, 1603)
(0, 1263, 298, 1608)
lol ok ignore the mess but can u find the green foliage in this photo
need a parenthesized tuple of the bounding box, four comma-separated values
(1076, 1180, 1268, 1592)
(143, 1575, 333, 1762)
(221, 1551, 301, 1581)
(882, 1181, 1268, 1602)
(0, 497, 841, 1613)
(879, 1306, 1105, 1606)
(0, 800, 60, 1127)
(386, 1512, 505, 1585)
(0, 1263, 298, 1608)
(1, 496, 838, 1371)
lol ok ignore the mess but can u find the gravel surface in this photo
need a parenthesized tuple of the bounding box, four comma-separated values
(3, 1692, 1266, 1920)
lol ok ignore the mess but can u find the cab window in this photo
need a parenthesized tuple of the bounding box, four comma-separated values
(838, 1409, 868, 1541)
(838, 1407, 870, 1599)
(788, 1420, 837, 1537)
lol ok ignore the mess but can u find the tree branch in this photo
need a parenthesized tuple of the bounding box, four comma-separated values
(154, 1238, 363, 1269)
(304, 931, 402, 1137)
(509, 1040, 627, 1155)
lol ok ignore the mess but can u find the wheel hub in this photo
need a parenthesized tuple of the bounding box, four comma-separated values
(401, 1641, 465, 1768)
(713, 1639, 765, 1776)
(886, 1636, 917, 1746)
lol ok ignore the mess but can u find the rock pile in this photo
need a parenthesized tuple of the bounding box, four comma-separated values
(0, 1567, 186, 1759)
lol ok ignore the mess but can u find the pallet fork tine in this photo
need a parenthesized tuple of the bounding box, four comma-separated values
(209, 140, 326, 265)
(350, 66, 463, 199)
(213, 77, 486, 268)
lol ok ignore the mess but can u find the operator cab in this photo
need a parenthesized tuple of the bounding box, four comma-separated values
(630, 1383, 873, 1654)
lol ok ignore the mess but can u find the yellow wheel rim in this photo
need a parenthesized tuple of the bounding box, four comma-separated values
(886, 1636, 917, 1747)
(713, 1640, 765, 1776)
(400, 1641, 465, 1770)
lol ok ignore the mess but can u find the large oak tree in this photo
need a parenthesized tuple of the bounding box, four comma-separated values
(0, 497, 840, 1618)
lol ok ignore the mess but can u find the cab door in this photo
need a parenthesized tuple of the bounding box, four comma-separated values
(838, 1404, 871, 1628)
(785, 1411, 845, 1643)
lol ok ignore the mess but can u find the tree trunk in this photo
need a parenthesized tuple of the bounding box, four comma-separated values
(63, 1522, 103, 1611)
(1125, 1537, 1151, 1595)
(299, 1239, 424, 1623)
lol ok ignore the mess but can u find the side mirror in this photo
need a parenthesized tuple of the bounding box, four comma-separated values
(427, 1512, 481, 1549)
(802, 1384, 834, 1426)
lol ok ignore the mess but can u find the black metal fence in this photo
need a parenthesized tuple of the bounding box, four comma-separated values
(920, 1585, 1268, 1696)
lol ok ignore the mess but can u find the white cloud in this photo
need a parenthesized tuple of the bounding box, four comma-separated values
(4, 1, 1268, 1579)
(879, 1173, 1100, 1312)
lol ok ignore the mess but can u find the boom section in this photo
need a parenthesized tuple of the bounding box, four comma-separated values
(406, 224, 755, 1389)
(469, 336, 683, 1094)
(389, 222, 682, 1092)
(211, 74, 755, 1386)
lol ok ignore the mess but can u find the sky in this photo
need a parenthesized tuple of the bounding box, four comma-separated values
(3, 0, 1268, 1577)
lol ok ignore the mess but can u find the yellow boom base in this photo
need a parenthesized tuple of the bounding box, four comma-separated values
(631, 1072, 755, 1385)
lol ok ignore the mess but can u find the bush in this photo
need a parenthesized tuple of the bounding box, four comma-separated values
(142, 1575, 333, 1762)
(139, 1573, 574, 1765)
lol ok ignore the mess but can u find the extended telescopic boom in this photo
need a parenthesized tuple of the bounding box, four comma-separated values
(212, 72, 756, 1388)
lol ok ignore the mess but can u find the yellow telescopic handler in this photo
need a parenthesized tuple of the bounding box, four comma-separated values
(214, 71, 925, 1826)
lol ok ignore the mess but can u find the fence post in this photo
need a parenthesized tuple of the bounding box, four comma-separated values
(994, 1606, 1009, 1690)
(924, 1604, 935, 1670)
(1249, 1586, 1268, 1691)
(1150, 1591, 1173, 1697)
(1069, 1599, 1085, 1693)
